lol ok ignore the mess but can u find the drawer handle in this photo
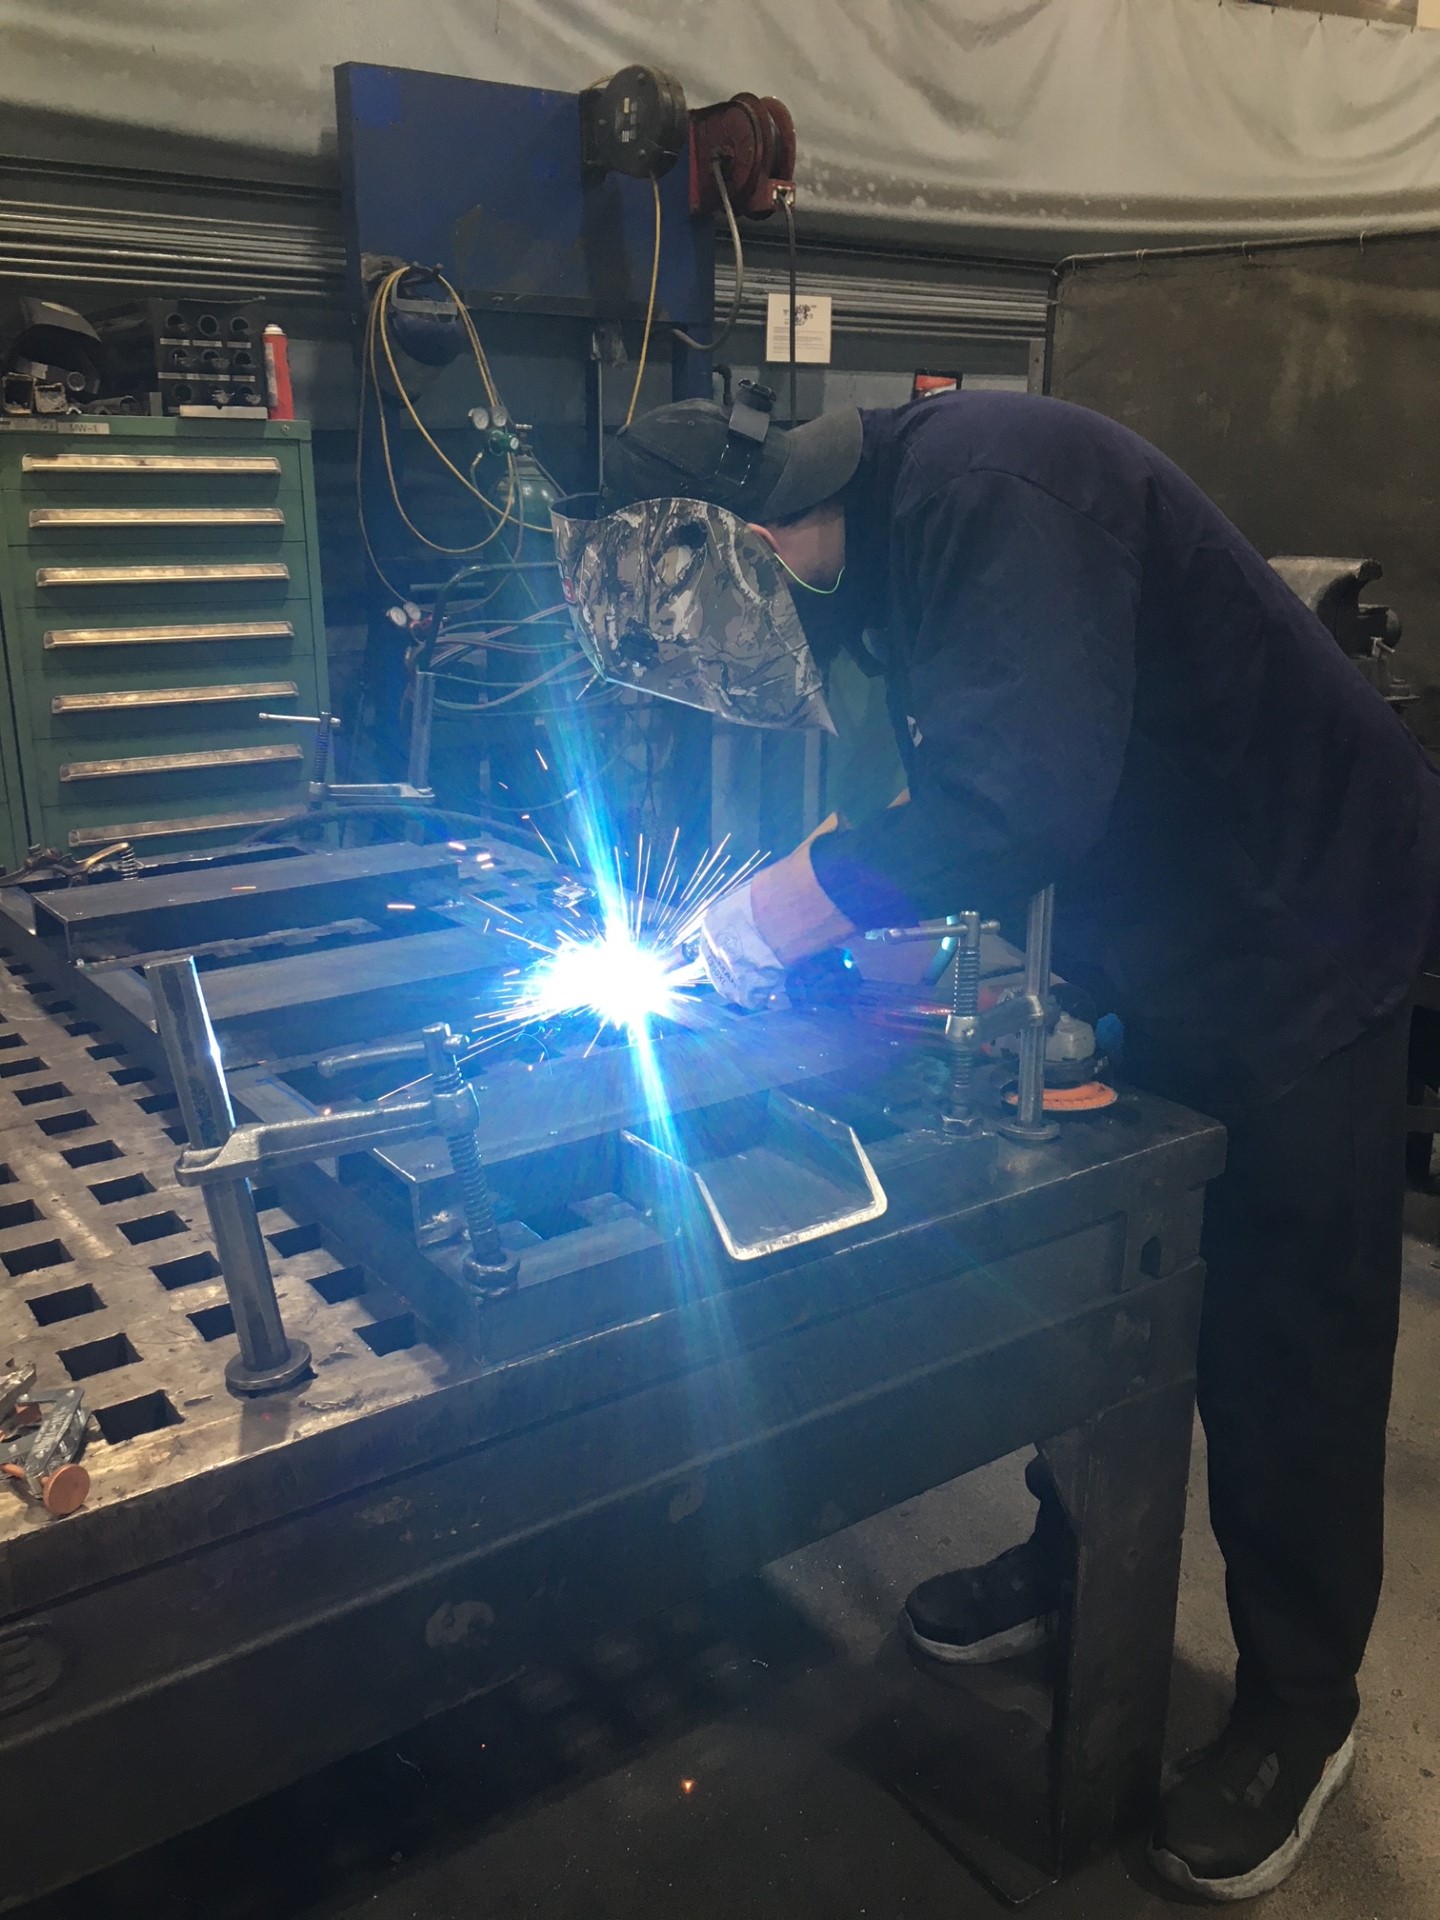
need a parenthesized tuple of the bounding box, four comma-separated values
(68, 805, 295, 846)
(59, 744, 304, 782)
(45, 621, 296, 648)
(29, 507, 285, 530)
(22, 454, 283, 475)
(52, 683, 299, 715)
(36, 563, 290, 588)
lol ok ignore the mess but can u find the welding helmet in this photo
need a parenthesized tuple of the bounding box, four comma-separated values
(549, 383, 861, 729)
(551, 491, 836, 732)
(603, 383, 862, 524)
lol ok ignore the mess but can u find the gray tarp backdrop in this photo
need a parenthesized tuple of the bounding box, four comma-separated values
(3, 0, 1440, 248)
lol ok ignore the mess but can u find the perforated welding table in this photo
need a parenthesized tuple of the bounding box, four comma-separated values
(0, 843, 1223, 1908)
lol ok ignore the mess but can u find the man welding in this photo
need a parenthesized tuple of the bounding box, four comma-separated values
(553, 382, 1440, 1902)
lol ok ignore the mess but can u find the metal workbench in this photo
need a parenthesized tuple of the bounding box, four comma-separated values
(0, 841, 1223, 1907)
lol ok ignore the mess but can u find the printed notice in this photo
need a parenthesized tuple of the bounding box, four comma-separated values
(766, 292, 833, 365)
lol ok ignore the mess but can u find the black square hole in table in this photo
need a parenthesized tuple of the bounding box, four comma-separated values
(163, 1126, 188, 1147)
(61, 1139, 121, 1169)
(0, 1033, 24, 1051)
(27, 1282, 104, 1326)
(0, 1197, 43, 1230)
(63, 1021, 100, 1038)
(1, 1237, 71, 1278)
(109, 1067, 154, 1088)
(0, 1162, 13, 1185)
(267, 1221, 324, 1258)
(86, 1041, 125, 1061)
(89, 1172, 154, 1206)
(355, 1311, 418, 1357)
(188, 1302, 235, 1342)
(152, 1249, 221, 1290)
(59, 1331, 140, 1381)
(310, 1264, 366, 1304)
(37, 1109, 95, 1138)
(116, 1210, 186, 1247)
(15, 1081, 70, 1107)
(251, 1184, 280, 1213)
(95, 1391, 181, 1445)
(135, 1092, 178, 1116)
(0, 1057, 47, 1080)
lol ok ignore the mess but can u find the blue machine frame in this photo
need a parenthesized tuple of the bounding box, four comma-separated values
(334, 62, 715, 333)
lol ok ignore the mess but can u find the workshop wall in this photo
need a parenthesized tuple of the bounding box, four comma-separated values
(3, 1, 1440, 253)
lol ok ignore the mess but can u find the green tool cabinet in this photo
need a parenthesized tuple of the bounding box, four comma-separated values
(0, 417, 330, 867)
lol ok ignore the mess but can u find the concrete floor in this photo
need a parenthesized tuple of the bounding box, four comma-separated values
(21, 1243, 1440, 1920)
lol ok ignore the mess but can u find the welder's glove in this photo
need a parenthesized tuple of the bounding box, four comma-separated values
(697, 881, 787, 1010)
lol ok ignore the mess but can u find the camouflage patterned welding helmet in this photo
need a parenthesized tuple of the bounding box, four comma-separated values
(551, 495, 835, 732)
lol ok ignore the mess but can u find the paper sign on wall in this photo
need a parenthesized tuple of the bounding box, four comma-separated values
(766, 292, 833, 365)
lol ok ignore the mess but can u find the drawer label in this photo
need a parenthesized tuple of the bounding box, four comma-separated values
(0, 418, 111, 434)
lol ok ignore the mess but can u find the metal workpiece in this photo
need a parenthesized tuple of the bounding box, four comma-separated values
(29, 840, 462, 960)
(621, 1090, 887, 1261)
(146, 956, 312, 1397)
(421, 1024, 517, 1286)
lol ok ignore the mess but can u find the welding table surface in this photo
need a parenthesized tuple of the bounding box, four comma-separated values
(28, 842, 464, 960)
(0, 963, 1222, 1905)
(0, 977, 1218, 1603)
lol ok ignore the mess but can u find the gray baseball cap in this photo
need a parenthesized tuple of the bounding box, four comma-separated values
(605, 389, 863, 523)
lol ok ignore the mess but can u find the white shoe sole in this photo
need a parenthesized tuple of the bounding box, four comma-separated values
(1148, 1731, 1357, 1903)
(901, 1607, 1054, 1666)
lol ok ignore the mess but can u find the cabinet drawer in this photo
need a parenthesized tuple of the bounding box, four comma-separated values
(15, 561, 300, 614)
(3, 442, 304, 499)
(29, 680, 318, 744)
(35, 764, 310, 850)
(20, 602, 315, 666)
(14, 513, 299, 559)
(31, 727, 307, 788)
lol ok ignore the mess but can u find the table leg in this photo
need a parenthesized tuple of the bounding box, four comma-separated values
(1039, 1376, 1196, 1874)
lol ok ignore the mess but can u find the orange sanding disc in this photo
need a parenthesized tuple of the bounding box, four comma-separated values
(41, 1463, 90, 1517)
(1006, 1081, 1119, 1113)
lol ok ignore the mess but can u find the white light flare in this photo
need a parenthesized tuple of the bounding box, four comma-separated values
(514, 924, 682, 1035)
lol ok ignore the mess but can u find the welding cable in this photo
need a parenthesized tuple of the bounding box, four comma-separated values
(358, 304, 509, 578)
(370, 274, 519, 549)
(239, 802, 506, 846)
(357, 265, 532, 577)
(623, 176, 663, 429)
(429, 653, 587, 713)
(673, 159, 745, 354)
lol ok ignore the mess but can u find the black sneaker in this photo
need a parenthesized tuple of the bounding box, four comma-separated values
(1149, 1713, 1357, 1902)
(901, 1536, 1061, 1665)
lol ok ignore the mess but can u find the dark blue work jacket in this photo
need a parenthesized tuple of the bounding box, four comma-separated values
(806, 394, 1440, 1109)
